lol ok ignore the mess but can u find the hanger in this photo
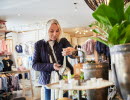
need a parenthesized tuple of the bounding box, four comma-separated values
(0, 74, 6, 77)
(7, 73, 13, 77)
(3, 55, 10, 60)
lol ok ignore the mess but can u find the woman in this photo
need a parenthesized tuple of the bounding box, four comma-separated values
(32, 19, 75, 100)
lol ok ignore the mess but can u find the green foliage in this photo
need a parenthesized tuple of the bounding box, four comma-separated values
(91, 0, 130, 47)
(93, 4, 119, 26)
(62, 74, 75, 80)
(125, 6, 130, 23)
(62, 75, 67, 80)
(62, 73, 84, 80)
(80, 72, 84, 80)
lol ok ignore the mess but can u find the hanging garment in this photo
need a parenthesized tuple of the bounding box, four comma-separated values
(2, 59, 13, 72)
(82, 39, 95, 55)
(22, 57, 29, 69)
(6, 40, 12, 55)
(28, 56, 33, 69)
(7, 76, 13, 92)
(22, 44, 29, 55)
(28, 43, 34, 55)
(0, 39, 7, 55)
(0, 40, 2, 54)
(0, 60, 4, 71)
(15, 45, 23, 53)
(1, 77, 8, 92)
(96, 41, 110, 57)
(0, 78, 2, 90)
(12, 76, 20, 91)
(17, 57, 23, 67)
(1, 39, 7, 54)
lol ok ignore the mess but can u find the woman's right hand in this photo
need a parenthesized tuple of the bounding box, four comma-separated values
(62, 47, 75, 56)
(53, 63, 61, 71)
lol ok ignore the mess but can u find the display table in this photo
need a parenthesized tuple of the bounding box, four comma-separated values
(46, 79, 113, 90)
(46, 79, 114, 100)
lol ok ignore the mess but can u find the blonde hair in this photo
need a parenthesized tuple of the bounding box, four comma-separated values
(44, 19, 63, 41)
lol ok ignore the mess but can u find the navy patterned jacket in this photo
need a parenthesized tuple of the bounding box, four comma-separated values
(32, 38, 74, 85)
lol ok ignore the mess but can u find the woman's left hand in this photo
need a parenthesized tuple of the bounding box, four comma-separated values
(62, 47, 75, 56)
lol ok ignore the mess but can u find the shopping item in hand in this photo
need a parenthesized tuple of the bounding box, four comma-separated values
(59, 56, 70, 75)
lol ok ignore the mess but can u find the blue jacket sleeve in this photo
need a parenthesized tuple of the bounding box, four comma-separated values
(61, 38, 74, 58)
(32, 41, 54, 72)
(61, 38, 72, 48)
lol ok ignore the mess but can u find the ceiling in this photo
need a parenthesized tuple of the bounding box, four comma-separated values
(0, 0, 94, 33)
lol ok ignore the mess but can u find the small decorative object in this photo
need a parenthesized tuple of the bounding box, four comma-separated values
(74, 63, 83, 76)
(0, 20, 6, 30)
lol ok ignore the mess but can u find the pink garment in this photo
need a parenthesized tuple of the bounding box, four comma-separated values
(2, 40, 7, 52)
(6, 40, 12, 55)
(0, 40, 2, 54)
(82, 39, 95, 55)
(0, 39, 12, 55)
(17, 66, 26, 71)
(1, 39, 7, 54)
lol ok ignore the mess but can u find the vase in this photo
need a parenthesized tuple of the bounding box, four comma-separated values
(110, 43, 130, 100)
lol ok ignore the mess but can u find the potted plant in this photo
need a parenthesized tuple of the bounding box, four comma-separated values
(90, 0, 130, 99)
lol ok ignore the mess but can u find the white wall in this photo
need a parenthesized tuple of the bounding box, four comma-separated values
(17, 30, 46, 43)
(71, 37, 88, 47)
(78, 37, 87, 46)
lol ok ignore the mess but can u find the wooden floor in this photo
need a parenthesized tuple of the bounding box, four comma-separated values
(10, 86, 41, 100)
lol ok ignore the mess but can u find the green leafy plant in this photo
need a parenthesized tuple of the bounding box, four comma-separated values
(90, 0, 130, 47)
(62, 74, 74, 80)
(80, 72, 84, 80)
(62, 74, 84, 80)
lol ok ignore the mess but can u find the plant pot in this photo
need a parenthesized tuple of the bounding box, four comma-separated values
(110, 43, 130, 100)
(83, 63, 109, 100)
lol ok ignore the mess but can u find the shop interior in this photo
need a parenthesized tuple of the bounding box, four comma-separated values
(0, 0, 130, 100)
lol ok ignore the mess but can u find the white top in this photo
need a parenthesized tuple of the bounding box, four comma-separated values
(48, 41, 58, 63)
(48, 41, 59, 84)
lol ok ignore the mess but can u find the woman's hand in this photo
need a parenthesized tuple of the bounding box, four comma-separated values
(62, 47, 75, 56)
(53, 63, 62, 71)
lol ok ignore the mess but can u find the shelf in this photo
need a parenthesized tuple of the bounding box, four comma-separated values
(0, 70, 30, 74)
(0, 30, 6, 33)
(0, 55, 12, 56)
(0, 30, 12, 34)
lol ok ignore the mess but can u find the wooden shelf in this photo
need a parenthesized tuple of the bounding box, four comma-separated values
(0, 55, 12, 56)
(0, 30, 12, 33)
(0, 70, 31, 74)
(0, 30, 6, 33)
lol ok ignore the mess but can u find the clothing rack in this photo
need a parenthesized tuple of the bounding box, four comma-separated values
(0, 70, 34, 97)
